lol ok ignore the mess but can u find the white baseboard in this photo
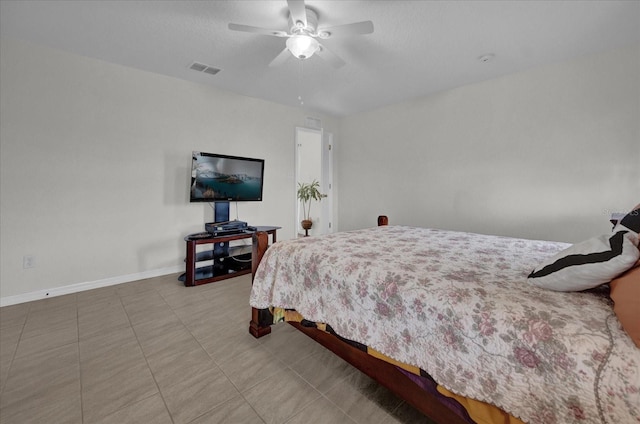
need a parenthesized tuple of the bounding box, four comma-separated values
(0, 266, 183, 307)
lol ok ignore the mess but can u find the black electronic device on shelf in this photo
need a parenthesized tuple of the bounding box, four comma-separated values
(205, 220, 248, 236)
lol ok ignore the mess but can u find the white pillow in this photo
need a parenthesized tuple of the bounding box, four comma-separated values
(528, 230, 640, 292)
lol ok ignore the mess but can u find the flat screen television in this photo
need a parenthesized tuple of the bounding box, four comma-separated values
(190, 151, 265, 202)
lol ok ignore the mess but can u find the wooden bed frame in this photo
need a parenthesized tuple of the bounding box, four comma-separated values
(248, 216, 472, 424)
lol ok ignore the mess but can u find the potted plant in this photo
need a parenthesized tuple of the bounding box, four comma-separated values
(297, 180, 327, 231)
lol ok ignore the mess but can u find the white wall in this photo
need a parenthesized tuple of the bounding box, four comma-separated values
(0, 38, 337, 302)
(337, 45, 640, 242)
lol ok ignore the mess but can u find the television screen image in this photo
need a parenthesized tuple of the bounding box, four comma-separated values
(190, 151, 264, 202)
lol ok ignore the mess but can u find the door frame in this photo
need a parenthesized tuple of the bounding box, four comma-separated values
(294, 126, 333, 236)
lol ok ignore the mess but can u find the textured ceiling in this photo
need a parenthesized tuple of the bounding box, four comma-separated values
(1, 0, 639, 117)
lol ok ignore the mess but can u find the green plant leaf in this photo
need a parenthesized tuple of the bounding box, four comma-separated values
(297, 180, 327, 221)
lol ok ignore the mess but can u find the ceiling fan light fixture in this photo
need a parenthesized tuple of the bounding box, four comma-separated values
(286, 34, 319, 59)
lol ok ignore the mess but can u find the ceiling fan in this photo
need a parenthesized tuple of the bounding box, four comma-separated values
(228, 0, 374, 68)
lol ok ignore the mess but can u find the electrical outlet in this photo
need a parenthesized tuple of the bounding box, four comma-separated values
(23, 255, 35, 269)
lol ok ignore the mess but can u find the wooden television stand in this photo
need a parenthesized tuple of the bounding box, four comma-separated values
(180, 226, 279, 287)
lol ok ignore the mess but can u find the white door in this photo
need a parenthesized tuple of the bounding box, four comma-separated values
(295, 127, 333, 236)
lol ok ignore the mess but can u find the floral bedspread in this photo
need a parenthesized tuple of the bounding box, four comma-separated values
(250, 226, 640, 424)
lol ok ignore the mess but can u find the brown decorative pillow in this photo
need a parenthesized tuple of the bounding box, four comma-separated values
(610, 260, 640, 348)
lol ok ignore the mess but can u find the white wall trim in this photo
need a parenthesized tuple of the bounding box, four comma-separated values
(0, 266, 182, 307)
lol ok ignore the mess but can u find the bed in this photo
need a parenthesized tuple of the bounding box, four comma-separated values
(248, 216, 640, 424)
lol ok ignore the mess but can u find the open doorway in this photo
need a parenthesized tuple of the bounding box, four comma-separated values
(295, 127, 333, 237)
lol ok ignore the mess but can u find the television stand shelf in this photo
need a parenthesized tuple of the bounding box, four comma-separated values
(179, 226, 279, 287)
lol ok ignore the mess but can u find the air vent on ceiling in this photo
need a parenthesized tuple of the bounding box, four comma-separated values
(189, 62, 221, 75)
(305, 117, 322, 130)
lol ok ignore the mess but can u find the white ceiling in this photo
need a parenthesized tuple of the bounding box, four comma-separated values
(1, 0, 638, 117)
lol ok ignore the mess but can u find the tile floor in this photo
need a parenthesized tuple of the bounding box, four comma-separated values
(0, 273, 435, 423)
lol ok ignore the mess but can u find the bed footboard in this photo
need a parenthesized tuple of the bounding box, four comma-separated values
(249, 231, 272, 338)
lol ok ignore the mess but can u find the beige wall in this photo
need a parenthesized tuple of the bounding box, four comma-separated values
(0, 38, 338, 302)
(337, 45, 640, 242)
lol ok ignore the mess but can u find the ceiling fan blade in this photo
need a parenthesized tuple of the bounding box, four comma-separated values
(316, 44, 346, 69)
(319, 21, 374, 38)
(228, 23, 288, 37)
(268, 47, 292, 67)
(287, 0, 307, 28)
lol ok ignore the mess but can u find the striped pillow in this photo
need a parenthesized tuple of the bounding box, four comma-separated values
(615, 205, 640, 234)
(528, 230, 640, 292)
